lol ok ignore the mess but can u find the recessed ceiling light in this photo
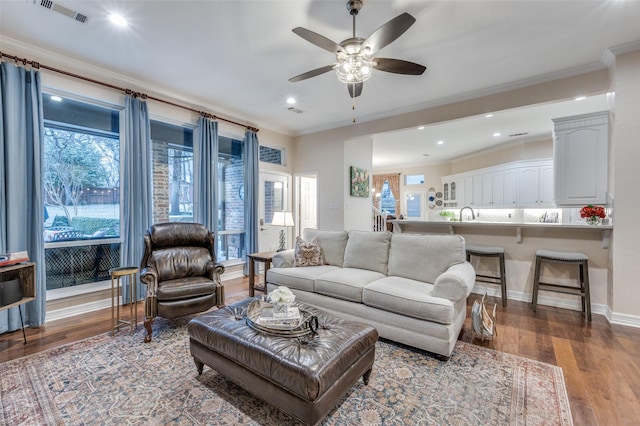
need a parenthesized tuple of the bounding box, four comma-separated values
(485, 113, 494, 118)
(437, 140, 444, 145)
(108, 13, 128, 27)
(286, 97, 296, 105)
(418, 126, 425, 130)
(493, 132, 501, 137)
(574, 96, 586, 101)
(50, 95, 62, 102)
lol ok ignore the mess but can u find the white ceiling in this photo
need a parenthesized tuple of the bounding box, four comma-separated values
(1, 0, 639, 167)
(372, 93, 612, 168)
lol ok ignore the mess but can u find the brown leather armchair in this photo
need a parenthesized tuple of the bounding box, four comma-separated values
(140, 222, 225, 342)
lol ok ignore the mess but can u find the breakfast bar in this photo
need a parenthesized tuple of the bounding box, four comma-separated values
(390, 219, 613, 316)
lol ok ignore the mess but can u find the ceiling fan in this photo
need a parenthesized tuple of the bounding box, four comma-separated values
(289, 0, 426, 98)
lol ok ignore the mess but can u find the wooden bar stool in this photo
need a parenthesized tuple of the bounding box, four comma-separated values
(466, 245, 507, 306)
(110, 266, 140, 335)
(531, 250, 591, 321)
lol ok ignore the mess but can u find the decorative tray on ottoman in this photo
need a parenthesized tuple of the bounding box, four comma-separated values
(245, 299, 318, 337)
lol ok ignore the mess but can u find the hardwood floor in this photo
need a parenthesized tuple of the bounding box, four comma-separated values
(2, 277, 639, 425)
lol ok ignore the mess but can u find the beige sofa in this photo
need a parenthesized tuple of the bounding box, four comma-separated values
(266, 229, 476, 358)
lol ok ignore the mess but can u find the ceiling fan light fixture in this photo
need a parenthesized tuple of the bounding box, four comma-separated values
(336, 53, 374, 83)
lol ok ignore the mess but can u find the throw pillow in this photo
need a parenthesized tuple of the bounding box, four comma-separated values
(294, 237, 324, 267)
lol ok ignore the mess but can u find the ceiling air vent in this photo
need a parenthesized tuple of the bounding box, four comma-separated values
(288, 107, 304, 114)
(34, 0, 89, 24)
(509, 132, 529, 137)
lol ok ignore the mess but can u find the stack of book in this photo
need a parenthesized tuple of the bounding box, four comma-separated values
(257, 305, 302, 327)
(0, 251, 29, 268)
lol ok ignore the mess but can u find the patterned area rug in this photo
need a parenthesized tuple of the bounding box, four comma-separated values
(1, 316, 572, 425)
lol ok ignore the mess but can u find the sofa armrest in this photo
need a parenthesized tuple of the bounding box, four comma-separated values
(432, 261, 476, 303)
(272, 249, 295, 268)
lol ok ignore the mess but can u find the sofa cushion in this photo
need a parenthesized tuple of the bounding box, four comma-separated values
(294, 237, 324, 267)
(387, 234, 465, 284)
(266, 265, 339, 292)
(315, 268, 385, 303)
(302, 229, 348, 267)
(343, 231, 391, 274)
(363, 276, 455, 325)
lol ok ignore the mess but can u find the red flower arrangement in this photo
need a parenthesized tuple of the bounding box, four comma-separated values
(580, 204, 606, 224)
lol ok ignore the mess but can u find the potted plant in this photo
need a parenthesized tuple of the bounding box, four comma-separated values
(439, 210, 455, 221)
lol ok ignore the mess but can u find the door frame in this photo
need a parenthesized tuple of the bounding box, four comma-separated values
(294, 172, 319, 238)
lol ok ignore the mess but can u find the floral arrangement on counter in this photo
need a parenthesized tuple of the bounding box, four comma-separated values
(580, 204, 606, 225)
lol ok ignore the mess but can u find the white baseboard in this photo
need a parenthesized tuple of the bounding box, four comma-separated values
(471, 285, 640, 328)
(46, 269, 247, 323)
(46, 298, 113, 322)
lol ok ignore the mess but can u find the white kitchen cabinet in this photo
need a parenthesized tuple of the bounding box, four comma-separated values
(518, 163, 554, 207)
(503, 168, 518, 206)
(481, 171, 504, 206)
(477, 169, 517, 207)
(442, 160, 552, 209)
(553, 111, 609, 206)
(463, 175, 482, 207)
(442, 177, 460, 207)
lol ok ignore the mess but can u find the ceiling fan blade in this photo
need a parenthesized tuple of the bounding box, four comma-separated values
(374, 58, 426, 75)
(347, 82, 363, 98)
(292, 27, 343, 54)
(289, 64, 335, 83)
(363, 12, 416, 54)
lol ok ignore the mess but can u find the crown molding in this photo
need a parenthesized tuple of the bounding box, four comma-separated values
(602, 40, 640, 67)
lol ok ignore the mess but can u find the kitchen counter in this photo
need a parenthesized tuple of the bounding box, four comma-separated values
(390, 220, 613, 248)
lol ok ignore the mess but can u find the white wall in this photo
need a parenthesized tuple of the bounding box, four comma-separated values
(344, 137, 373, 231)
(293, 136, 345, 230)
(611, 49, 640, 323)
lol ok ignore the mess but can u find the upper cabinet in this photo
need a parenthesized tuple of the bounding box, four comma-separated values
(442, 176, 460, 207)
(518, 162, 554, 207)
(553, 111, 609, 206)
(442, 160, 551, 209)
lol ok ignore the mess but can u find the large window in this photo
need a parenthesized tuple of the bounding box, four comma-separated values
(150, 129, 246, 264)
(42, 94, 121, 291)
(380, 181, 396, 215)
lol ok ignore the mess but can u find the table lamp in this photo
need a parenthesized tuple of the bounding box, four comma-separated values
(271, 211, 295, 251)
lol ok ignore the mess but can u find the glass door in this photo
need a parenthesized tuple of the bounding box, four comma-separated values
(404, 189, 426, 219)
(259, 172, 290, 252)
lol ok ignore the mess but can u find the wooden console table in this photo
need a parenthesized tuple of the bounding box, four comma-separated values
(0, 262, 36, 344)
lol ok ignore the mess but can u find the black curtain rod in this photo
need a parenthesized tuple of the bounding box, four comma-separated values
(0, 51, 259, 133)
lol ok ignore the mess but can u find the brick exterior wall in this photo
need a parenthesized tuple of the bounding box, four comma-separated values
(152, 140, 170, 223)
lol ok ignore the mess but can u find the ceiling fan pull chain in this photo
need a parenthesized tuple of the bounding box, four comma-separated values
(352, 87, 357, 123)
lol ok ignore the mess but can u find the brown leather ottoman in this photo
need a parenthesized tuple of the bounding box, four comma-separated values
(188, 298, 378, 425)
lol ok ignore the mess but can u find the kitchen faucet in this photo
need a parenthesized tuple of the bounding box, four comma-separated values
(459, 206, 475, 222)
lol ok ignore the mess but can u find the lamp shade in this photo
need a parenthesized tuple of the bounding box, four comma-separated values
(271, 211, 294, 227)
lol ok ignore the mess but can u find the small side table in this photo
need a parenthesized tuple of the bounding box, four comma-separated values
(247, 251, 276, 297)
(110, 266, 139, 336)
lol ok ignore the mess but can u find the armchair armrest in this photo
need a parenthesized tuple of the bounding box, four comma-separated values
(432, 262, 476, 303)
(205, 261, 226, 284)
(272, 249, 295, 268)
(140, 267, 159, 297)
